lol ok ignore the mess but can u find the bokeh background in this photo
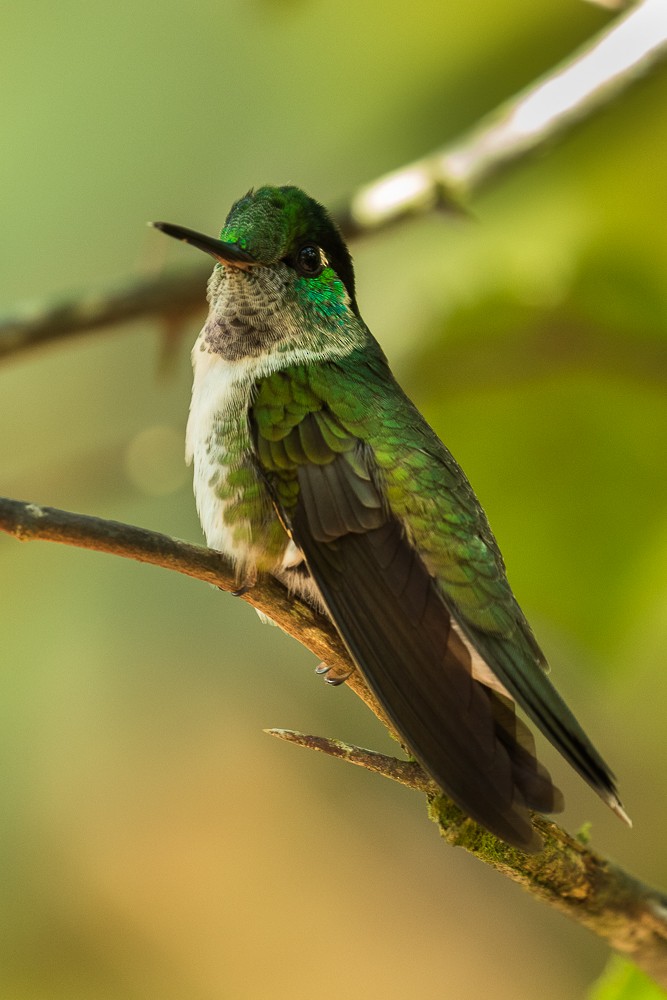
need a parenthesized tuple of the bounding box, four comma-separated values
(2, 2, 667, 997)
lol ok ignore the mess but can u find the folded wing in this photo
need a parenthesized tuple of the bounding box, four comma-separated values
(252, 393, 567, 850)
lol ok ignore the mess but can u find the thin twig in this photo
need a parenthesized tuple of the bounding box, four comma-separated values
(265, 728, 435, 792)
(2, 0, 666, 360)
(266, 728, 667, 987)
(1, 494, 667, 986)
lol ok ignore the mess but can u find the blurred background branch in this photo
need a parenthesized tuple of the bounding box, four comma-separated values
(345, 0, 667, 230)
(1, 0, 666, 364)
(1, 494, 667, 988)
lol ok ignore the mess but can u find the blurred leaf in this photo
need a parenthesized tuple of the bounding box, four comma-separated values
(588, 956, 666, 1000)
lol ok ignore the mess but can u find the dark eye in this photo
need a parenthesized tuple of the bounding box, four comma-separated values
(296, 244, 324, 276)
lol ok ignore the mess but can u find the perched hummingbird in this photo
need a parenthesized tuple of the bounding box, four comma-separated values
(152, 185, 629, 852)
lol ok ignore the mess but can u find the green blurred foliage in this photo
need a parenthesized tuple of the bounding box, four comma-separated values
(589, 957, 667, 1000)
(1, 2, 666, 998)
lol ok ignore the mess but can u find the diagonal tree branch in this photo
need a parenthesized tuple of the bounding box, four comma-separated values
(2, 0, 666, 362)
(343, 0, 667, 234)
(267, 729, 667, 989)
(1, 494, 666, 987)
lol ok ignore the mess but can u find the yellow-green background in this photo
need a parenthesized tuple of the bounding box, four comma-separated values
(2, 3, 666, 997)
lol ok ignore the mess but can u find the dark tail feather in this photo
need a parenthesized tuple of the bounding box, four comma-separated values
(490, 693, 564, 815)
(474, 632, 631, 827)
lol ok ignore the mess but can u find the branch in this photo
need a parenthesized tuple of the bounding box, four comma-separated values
(265, 728, 436, 792)
(267, 729, 667, 988)
(0, 266, 207, 363)
(345, 0, 667, 233)
(2, 494, 667, 987)
(0, 497, 387, 724)
(2, 0, 666, 360)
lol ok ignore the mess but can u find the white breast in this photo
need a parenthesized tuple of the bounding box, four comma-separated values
(185, 340, 255, 565)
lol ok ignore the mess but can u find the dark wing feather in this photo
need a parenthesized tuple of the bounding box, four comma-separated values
(276, 438, 560, 850)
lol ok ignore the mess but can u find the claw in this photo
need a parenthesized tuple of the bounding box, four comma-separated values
(325, 669, 353, 686)
(315, 661, 353, 686)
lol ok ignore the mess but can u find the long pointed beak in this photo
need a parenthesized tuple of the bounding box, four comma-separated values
(150, 221, 257, 268)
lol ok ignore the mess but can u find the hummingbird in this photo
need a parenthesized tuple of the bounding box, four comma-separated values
(152, 185, 630, 852)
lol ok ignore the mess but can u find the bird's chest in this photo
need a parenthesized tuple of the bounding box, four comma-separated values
(186, 344, 289, 576)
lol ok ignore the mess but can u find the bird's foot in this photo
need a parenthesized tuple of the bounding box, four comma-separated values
(231, 569, 257, 597)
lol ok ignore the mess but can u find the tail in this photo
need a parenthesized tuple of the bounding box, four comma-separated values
(466, 629, 632, 829)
